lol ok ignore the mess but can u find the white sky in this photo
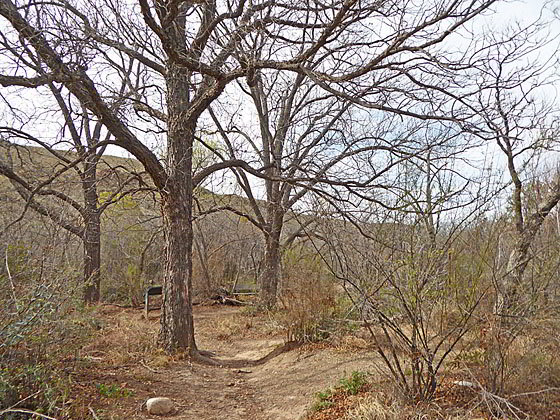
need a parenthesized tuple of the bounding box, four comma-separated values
(2, 1, 559, 169)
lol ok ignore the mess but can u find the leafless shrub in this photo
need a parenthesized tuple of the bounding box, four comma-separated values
(276, 246, 340, 343)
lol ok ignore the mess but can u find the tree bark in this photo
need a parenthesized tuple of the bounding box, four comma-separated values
(498, 182, 560, 316)
(82, 154, 101, 303)
(83, 211, 101, 303)
(502, 241, 530, 313)
(159, 187, 196, 353)
(158, 57, 197, 353)
(194, 224, 212, 295)
(258, 205, 284, 308)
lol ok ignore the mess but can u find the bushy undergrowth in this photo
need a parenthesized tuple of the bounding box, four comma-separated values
(0, 243, 102, 418)
(0, 301, 102, 419)
(277, 248, 352, 342)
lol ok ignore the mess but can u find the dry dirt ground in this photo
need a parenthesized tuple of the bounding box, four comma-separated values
(80, 305, 378, 420)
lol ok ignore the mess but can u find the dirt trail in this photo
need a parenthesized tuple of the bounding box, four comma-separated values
(91, 305, 377, 420)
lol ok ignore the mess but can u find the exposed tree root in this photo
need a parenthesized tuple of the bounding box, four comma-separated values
(191, 341, 302, 368)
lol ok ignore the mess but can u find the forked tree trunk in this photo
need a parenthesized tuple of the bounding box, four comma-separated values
(499, 189, 560, 314)
(501, 243, 530, 314)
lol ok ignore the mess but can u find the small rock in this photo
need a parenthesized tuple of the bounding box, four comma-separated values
(146, 397, 174, 415)
(453, 380, 475, 387)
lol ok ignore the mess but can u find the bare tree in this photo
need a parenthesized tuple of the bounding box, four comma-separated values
(203, 0, 508, 308)
(207, 70, 391, 308)
(312, 137, 491, 400)
(0, 0, 504, 355)
(192, 208, 263, 296)
(0, 7, 149, 302)
(0, 122, 144, 303)
(468, 24, 560, 315)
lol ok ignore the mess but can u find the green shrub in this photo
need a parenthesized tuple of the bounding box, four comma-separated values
(311, 371, 369, 413)
(97, 383, 133, 398)
(0, 291, 100, 418)
(311, 389, 334, 412)
(339, 371, 368, 395)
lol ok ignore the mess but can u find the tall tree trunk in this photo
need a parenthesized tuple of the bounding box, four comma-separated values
(497, 146, 527, 314)
(258, 207, 284, 308)
(83, 211, 101, 303)
(159, 186, 196, 353)
(82, 156, 101, 303)
(158, 58, 197, 354)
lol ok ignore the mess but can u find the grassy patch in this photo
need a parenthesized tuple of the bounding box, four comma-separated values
(311, 389, 335, 411)
(97, 383, 134, 398)
(339, 371, 368, 395)
(311, 371, 369, 413)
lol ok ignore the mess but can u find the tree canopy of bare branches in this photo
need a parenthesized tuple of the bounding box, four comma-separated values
(1, 0, 532, 357)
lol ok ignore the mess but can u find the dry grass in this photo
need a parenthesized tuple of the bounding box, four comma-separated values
(345, 396, 400, 420)
(335, 335, 371, 351)
(306, 312, 560, 420)
(277, 277, 339, 342)
(344, 395, 479, 420)
(213, 315, 248, 340)
(81, 306, 161, 367)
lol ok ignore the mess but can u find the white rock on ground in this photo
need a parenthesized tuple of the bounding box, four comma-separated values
(146, 397, 174, 415)
(453, 380, 475, 388)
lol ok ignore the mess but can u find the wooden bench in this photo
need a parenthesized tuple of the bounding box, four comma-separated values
(231, 282, 257, 296)
(144, 285, 162, 319)
(144, 283, 258, 317)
